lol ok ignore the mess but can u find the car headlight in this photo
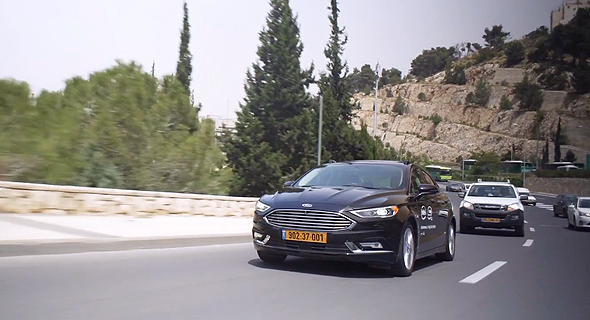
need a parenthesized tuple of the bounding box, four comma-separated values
(579, 212, 590, 217)
(351, 206, 398, 218)
(255, 200, 271, 213)
(461, 201, 474, 210)
(506, 203, 521, 211)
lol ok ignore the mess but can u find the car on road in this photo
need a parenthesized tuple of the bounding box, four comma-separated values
(459, 181, 525, 236)
(516, 187, 537, 206)
(553, 194, 578, 217)
(567, 197, 590, 230)
(446, 182, 464, 192)
(252, 160, 456, 277)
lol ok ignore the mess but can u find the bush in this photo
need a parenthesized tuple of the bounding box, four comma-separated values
(504, 41, 525, 67)
(573, 58, 590, 94)
(393, 95, 408, 115)
(538, 68, 568, 90)
(431, 113, 443, 125)
(466, 78, 491, 107)
(386, 88, 394, 97)
(444, 65, 467, 85)
(418, 92, 427, 101)
(514, 74, 544, 111)
(499, 95, 513, 110)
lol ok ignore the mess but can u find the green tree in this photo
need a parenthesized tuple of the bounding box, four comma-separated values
(504, 41, 525, 67)
(176, 1, 193, 94)
(346, 64, 376, 94)
(410, 47, 454, 79)
(444, 65, 467, 85)
(380, 67, 402, 86)
(542, 138, 549, 164)
(564, 150, 577, 163)
(470, 150, 501, 175)
(222, 0, 316, 196)
(499, 95, 513, 110)
(554, 117, 562, 162)
(466, 78, 491, 107)
(514, 74, 544, 111)
(393, 95, 408, 114)
(573, 57, 590, 93)
(483, 25, 510, 48)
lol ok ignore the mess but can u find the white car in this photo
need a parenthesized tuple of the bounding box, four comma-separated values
(517, 187, 537, 206)
(567, 197, 590, 230)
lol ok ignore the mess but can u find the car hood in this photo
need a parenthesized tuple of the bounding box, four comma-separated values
(260, 186, 407, 211)
(463, 197, 521, 205)
(579, 208, 590, 214)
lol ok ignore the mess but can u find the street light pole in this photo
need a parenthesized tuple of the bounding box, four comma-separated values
(317, 95, 323, 167)
(373, 62, 380, 137)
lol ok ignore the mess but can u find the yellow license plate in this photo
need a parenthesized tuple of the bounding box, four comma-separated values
(282, 230, 327, 243)
(482, 218, 501, 223)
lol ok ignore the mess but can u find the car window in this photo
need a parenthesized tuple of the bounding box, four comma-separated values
(295, 164, 406, 190)
(467, 185, 517, 198)
(410, 169, 421, 194)
(579, 199, 590, 208)
(418, 168, 436, 186)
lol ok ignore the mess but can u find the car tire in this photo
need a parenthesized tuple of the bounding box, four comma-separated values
(257, 251, 287, 264)
(460, 224, 474, 234)
(515, 225, 525, 237)
(388, 223, 416, 277)
(532, 202, 536, 206)
(553, 211, 558, 217)
(436, 223, 455, 261)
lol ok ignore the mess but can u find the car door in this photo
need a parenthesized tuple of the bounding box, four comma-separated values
(553, 195, 564, 216)
(418, 168, 448, 248)
(407, 168, 438, 253)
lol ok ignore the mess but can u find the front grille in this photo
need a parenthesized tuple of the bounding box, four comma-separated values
(265, 210, 354, 231)
(473, 213, 507, 219)
(474, 203, 503, 211)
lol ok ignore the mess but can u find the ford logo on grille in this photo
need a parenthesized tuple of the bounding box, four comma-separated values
(302, 203, 313, 208)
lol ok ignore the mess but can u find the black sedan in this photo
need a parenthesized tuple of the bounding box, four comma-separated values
(252, 160, 456, 276)
(553, 194, 578, 217)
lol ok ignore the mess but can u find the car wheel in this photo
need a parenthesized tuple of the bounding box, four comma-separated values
(515, 225, 525, 237)
(257, 251, 287, 264)
(388, 223, 416, 277)
(532, 202, 536, 206)
(436, 223, 455, 261)
(553, 211, 558, 217)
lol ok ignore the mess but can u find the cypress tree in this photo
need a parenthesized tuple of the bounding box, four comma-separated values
(176, 1, 193, 94)
(222, 0, 315, 196)
(542, 138, 549, 164)
(554, 117, 561, 162)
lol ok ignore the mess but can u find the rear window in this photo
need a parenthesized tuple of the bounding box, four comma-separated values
(467, 185, 517, 198)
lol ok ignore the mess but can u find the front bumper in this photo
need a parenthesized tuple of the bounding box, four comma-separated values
(576, 215, 590, 228)
(252, 216, 401, 265)
(460, 208, 524, 229)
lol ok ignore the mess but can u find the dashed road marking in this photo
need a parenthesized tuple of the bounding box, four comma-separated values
(460, 261, 507, 284)
(535, 203, 553, 211)
(530, 227, 535, 232)
(523, 239, 534, 247)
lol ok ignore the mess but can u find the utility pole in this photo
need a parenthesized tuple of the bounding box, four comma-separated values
(373, 62, 380, 137)
(535, 125, 540, 169)
(523, 145, 526, 187)
(317, 96, 323, 166)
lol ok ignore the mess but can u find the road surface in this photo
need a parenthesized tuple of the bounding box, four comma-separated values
(1, 190, 589, 320)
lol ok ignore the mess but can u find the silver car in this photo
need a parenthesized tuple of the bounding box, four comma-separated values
(567, 197, 590, 230)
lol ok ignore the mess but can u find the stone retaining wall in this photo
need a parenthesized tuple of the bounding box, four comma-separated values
(526, 178, 590, 196)
(0, 181, 258, 217)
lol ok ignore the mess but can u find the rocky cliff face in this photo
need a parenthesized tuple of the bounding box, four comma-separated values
(352, 64, 590, 164)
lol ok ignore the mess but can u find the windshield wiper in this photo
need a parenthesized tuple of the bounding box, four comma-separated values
(341, 184, 383, 190)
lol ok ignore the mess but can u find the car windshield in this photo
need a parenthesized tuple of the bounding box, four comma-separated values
(579, 199, 590, 208)
(295, 164, 406, 190)
(467, 185, 516, 198)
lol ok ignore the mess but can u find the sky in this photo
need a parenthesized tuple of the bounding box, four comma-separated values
(0, 0, 566, 120)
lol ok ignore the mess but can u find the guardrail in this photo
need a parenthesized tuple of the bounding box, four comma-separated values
(0, 181, 258, 217)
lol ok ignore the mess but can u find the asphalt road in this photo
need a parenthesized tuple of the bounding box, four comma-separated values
(1, 188, 589, 320)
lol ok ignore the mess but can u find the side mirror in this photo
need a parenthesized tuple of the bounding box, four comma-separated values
(418, 184, 438, 194)
(568, 204, 575, 208)
(458, 192, 465, 199)
(520, 195, 528, 201)
(284, 181, 294, 188)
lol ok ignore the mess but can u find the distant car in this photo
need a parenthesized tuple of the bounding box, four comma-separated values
(557, 165, 580, 171)
(567, 197, 590, 230)
(553, 195, 578, 217)
(459, 181, 525, 236)
(252, 160, 456, 277)
(516, 187, 537, 206)
(446, 182, 464, 192)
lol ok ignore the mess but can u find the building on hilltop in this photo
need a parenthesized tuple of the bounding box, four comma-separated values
(551, 0, 590, 31)
(199, 115, 236, 135)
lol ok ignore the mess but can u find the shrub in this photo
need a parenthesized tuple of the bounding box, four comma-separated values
(500, 80, 509, 86)
(538, 68, 568, 90)
(382, 122, 388, 129)
(386, 88, 394, 97)
(573, 58, 590, 94)
(514, 74, 544, 111)
(418, 92, 427, 101)
(504, 41, 525, 67)
(444, 65, 467, 85)
(393, 95, 408, 115)
(431, 113, 443, 125)
(466, 78, 491, 107)
(499, 95, 513, 110)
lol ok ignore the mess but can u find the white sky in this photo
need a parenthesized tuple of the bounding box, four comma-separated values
(0, 0, 564, 119)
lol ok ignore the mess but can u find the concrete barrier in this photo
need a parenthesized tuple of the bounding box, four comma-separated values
(0, 181, 258, 217)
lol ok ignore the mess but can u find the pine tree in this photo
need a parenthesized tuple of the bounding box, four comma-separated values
(222, 0, 315, 196)
(176, 2, 193, 94)
(554, 117, 562, 162)
(542, 138, 549, 164)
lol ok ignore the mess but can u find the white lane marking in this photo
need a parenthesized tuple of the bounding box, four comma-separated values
(525, 220, 528, 224)
(535, 203, 553, 210)
(459, 261, 507, 284)
(530, 227, 535, 232)
(523, 239, 534, 247)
